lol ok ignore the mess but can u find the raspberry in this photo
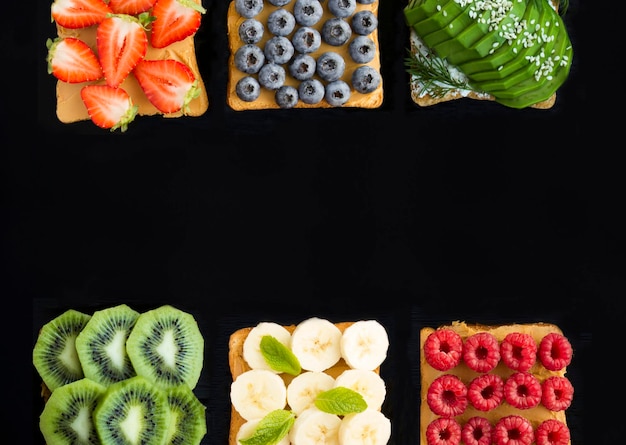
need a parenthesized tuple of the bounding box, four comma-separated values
(424, 329, 463, 371)
(541, 376, 574, 411)
(493, 415, 535, 445)
(462, 331, 501, 373)
(538, 333, 573, 371)
(467, 373, 504, 411)
(427, 374, 468, 418)
(500, 332, 537, 372)
(504, 372, 542, 409)
(536, 419, 571, 445)
(461, 416, 493, 445)
(426, 417, 462, 445)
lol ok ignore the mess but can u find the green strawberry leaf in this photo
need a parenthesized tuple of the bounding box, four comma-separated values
(239, 409, 295, 445)
(314, 387, 368, 415)
(260, 335, 301, 376)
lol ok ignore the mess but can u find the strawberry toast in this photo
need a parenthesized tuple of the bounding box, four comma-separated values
(46, 0, 209, 131)
(420, 321, 574, 445)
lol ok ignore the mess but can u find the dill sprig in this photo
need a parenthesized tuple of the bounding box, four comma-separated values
(404, 48, 472, 98)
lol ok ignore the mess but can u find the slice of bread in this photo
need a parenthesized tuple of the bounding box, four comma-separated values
(407, 0, 561, 109)
(53, 23, 209, 124)
(228, 321, 381, 445)
(419, 320, 572, 445)
(226, 0, 383, 110)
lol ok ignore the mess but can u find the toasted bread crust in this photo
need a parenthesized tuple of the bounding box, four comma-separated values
(420, 320, 571, 445)
(228, 321, 379, 445)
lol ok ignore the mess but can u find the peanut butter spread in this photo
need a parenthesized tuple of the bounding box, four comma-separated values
(420, 321, 571, 445)
(54, 25, 209, 124)
(227, 1, 383, 110)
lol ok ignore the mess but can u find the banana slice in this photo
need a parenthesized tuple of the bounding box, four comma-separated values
(287, 371, 336, 416)
(230, 369, 287, 421)
(340, 320, 389, 371)
(334, 369, 386, 411)
(236, 418, 290, 445)
(289, 407, 341, 445)
(290, 317, 342, 372)
(338, 409, 392, 445)
(243, 322, 292, 372)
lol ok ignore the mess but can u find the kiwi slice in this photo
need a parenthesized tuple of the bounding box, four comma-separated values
(40, 377, 106, 445)
(75, 304, 140, 387)
(126, 305, 204, 390)
(94, 375, 170, 445)
(33, 309, 92, 392)
(163, 385, 207, 445)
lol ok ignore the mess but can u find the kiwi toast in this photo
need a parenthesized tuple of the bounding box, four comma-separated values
(404, 0, 572, 109)
(420, 321, 574, 445)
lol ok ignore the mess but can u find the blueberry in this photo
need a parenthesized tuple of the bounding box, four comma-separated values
(268, 0, 292, 5)
(298, 78, 325, 104)
(321, 18, 352, 46)
(264, 36, 295, 64)
(349, 35, 376, 63)
(351, 10, 378, 35)
(325, 80, 351, 106)
(293, 0, 324, 26)
(234, 44, 265, 74)
(316, 51, 345, 82)
(236, 76, 261, 102)
(291, 26, 322, 54)
(327, 0, 356, 19)
(289, 54, 316, 80)
(235, 0, 263, 19)
(258, 63, 286, 90)
(267, 8, 296, 36)
(356, 0, 376, 4)
(351, 65, 381, 93)
(238, 18, 264, 44)
(275, 85, 299, 108)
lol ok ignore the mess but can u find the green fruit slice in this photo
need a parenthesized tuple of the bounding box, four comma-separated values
(411, 1, 465, 38)
(94, 375, 169, 445)
(404, 0, 453, 27)
(33, 309, 91, 392)
(126, 305, 204, 390)
(75, 303, 140, 387)
(163, 385, 207, 445)
(40, 378, 106, 445)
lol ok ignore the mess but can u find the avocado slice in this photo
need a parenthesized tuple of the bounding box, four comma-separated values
(404, 0, 452, 27)
(467, 0, 555, 84)
(444, 0, 528, 66)
(412, 1, 465, 39)
(424, 5, 479, 51)
(457, 0, 541, 76)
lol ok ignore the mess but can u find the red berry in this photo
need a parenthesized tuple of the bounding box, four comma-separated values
(504, 372, 542, 409)
(426, 417, 462, 445)
(461, 416, 493, 445)
(467, 373, 504, 411)
(424, 329, 463, 371)
(541, 376, 574, 411)
(536, 419, 571, 445)
(538, 333, 573, 371)
(463, 331, 500, 373)
(500, 332, 537, 372)
(427, 374, 468, 418)
(493, 415, 535, 445)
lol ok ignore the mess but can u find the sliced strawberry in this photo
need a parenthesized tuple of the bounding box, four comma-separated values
(97, 14, 149, 88)
(80, 85, 138, 132)
(51, 0, 112, 29)
(46, 37, 103, 83)
(133, 59, 200, 114)
(108, 0, 158, 15)
(150, 0, 206, 49)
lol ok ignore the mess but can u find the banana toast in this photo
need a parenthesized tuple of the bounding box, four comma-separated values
(228, 318, 391, 445)
(420, 321, 573, 445)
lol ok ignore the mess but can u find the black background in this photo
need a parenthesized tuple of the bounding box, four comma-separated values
(1, 0, 609, 443)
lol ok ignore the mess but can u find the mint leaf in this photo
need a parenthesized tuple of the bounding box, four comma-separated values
(239, 409, 295, 445)
(260, 335, 301, 376)
(314, 387, 367, 415)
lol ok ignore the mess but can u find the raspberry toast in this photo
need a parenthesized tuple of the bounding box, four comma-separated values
(420, 321, 573, 445)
